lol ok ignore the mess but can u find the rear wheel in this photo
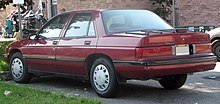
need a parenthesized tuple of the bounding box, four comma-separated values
(9, 52, 32, 83)
(159, 74, 187, 89)
(90, 58, 118, 98)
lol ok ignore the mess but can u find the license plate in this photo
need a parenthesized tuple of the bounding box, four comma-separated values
(175, 44, 190, 55)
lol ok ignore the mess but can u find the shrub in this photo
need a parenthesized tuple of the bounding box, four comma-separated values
(0, 41, 12, 71)
(0, 60, 8, 71)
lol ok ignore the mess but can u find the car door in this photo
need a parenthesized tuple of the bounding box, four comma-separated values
(56, 12, 97, 75)
(25, 13, 71, 72)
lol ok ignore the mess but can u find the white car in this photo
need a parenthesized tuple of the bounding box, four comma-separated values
(207, 27, 220, 59)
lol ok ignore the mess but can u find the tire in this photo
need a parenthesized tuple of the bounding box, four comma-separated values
(212, 40, 220, 61)
(9, 52, 32, 83)
(159, 74, 187, 90)
(90, 58, 118, 98)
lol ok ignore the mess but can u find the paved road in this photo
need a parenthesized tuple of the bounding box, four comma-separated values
(10, 63, 220, 104)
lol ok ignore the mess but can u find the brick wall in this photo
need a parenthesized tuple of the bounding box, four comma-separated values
(56, 0, 220, 27)
(112, 0, 153, 9)
(0, 0, 154, 28)
(176, 0, 220, 27)
(1, 0, 220, 28)
(57, 0, 153, 13)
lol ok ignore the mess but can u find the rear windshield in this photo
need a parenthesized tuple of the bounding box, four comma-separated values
(102, 10, 173, 34)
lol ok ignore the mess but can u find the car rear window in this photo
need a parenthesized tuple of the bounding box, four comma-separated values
(102, 10, 173, 34)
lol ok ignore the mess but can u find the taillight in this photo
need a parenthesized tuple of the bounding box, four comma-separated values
(195, 44, 211, 54)
(136, 44, 211, 59)
(136, 46, 173, 59)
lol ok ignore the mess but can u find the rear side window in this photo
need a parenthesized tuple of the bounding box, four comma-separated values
(65, 13, 95, 37)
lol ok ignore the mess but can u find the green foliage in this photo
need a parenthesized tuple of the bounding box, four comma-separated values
(0, 41, 12, 71)
(0, 81, 102, 104)
(0, 41, 12, 59)
(0, 0, 33, 10)
(0, 0, 10, 9)
(150, 0, 173, 21)
(0, 60, 8, 71)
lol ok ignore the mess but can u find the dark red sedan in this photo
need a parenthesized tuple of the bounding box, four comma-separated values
(3, 9, 216, 98)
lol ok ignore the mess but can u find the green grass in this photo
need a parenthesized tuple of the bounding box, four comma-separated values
(0, 81, 102, 104)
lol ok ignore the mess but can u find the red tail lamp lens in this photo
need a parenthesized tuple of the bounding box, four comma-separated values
(136, 46, 172, 59)
(195, 44, 211, 53)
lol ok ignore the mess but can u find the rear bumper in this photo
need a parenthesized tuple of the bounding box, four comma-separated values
(114, 55, 217, 66)
(114, 55, 217, 79)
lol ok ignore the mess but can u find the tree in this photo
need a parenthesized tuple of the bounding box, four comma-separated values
(0, 0, 33, 10)
(150, 0, 173, 21)
(0, 0, 11, 9)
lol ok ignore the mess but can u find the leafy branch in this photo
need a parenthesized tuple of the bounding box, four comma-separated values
(150, 0, 173, 21)
(0, 0, 10, 9)
(0, 0, 33, 10)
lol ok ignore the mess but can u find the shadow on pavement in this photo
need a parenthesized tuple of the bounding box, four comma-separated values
(17, 70, 220, 104)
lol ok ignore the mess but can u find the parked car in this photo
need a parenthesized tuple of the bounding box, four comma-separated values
(207, 27, 220, 60)
(3, 9, 216, 98)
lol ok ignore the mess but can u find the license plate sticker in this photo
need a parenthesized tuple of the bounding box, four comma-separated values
(175, 44, 190, 55)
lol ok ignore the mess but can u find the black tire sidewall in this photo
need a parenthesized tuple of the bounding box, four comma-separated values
(159, 74, 187, 90)
(90, 58, 117, 97)
(212, 40, 220, 57)
(9, 52, 30, 83)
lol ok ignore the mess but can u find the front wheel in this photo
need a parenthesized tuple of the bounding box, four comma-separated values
(212, 40, 220, 60)
(159, 74, 187, 90)
(90, 58, 118, 98)
(9, 52, 32, 83)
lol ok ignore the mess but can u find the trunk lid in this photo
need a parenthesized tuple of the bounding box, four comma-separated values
(135, 32, 212, 60)
(142, 32, 210, 46)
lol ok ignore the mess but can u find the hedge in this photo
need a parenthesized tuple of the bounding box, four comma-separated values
(0, 41, 12, 71)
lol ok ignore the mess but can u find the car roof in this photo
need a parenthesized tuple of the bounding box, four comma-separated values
(65, 8, 148, 14)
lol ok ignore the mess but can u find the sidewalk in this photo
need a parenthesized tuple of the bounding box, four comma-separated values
(0, 38, 16, 42)
(213, 62, 220, 72)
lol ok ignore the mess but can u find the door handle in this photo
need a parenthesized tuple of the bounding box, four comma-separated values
(84, 41, 91, 45)
(53, 41, 58, 45)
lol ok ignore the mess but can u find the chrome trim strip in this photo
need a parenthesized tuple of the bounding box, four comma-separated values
(23, 56, 54, 61)
(193, 44, 196, 54)
(23, 56, 84, 62)
(56, 58, 84, 62)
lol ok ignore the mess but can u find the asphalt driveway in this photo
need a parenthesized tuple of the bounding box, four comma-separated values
(8, 63, 220, 104)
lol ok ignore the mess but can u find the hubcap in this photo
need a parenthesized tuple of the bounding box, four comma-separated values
(11, 58, 24, 79)
(93, 64, 110, 91)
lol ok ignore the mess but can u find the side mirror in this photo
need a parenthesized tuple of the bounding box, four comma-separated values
(29, 33, 38, 40)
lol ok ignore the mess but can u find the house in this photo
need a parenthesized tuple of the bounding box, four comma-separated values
(175, 0, 220, 27)
(0, 0, 220, 29)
